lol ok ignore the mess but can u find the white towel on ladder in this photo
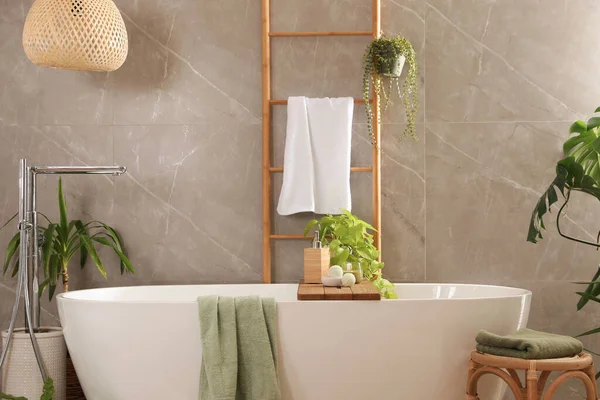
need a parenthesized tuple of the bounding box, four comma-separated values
(277, 96, 353, 216)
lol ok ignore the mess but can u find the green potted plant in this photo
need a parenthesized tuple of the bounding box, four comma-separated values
(362, 35, 419, 145)
(304, 210, 397, 299)
(3, 177, 133, 298)
(1, 177, 133, 399)
(528, 106, 600, 370)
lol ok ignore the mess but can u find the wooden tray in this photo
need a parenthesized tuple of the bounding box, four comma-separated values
(297, 280, 381, 301)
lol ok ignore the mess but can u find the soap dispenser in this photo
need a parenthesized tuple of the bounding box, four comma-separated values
(303, 230, 330, 284)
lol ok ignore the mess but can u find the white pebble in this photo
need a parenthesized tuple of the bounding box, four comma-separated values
(328, 265, 344, 278)
(342, 273, 356, 287)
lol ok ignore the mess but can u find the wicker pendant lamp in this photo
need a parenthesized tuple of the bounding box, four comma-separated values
(22, 0, 128, 72)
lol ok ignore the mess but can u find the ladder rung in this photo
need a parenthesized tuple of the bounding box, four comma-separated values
(270, 166, 372, 172)
(270, 234, 308, 240)
(270, 31, 372, 37)
(270, 98, 369, 105)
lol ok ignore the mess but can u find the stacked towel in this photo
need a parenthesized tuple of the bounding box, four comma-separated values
(277, 96, 353, 216)
(476, 328, 583, 359)
(198, 296, 280, 400)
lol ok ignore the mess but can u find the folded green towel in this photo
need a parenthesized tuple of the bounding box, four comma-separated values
(476, 328, 583, 360)
(198, 296, 281, 400)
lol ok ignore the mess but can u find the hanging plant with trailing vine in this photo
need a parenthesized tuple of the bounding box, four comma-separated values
(362, 35, 419, 145)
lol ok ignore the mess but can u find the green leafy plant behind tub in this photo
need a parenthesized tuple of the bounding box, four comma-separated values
(527, 106, 600, 376)
(2, 178, 134, 300)
(304, 210, 397, 299)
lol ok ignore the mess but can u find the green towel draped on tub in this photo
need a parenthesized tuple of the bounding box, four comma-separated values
(476, 328, 583, 360)
(198, 296, 280, 400)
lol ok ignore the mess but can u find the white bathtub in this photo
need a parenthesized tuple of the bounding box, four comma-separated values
(57, 283, 531, 400)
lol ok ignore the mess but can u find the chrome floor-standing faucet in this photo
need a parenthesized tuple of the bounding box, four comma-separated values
(0, 159, 127, 381)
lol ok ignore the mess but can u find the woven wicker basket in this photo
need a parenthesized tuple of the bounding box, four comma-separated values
(22, 0, 128, 71)
(1, 328, 66, 400)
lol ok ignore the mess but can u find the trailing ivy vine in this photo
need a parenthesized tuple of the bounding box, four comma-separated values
(362, 35, 419, 146)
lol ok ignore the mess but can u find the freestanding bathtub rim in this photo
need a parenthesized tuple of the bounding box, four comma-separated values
(56, 283, 532, 304)
(57, 282, 531, 400)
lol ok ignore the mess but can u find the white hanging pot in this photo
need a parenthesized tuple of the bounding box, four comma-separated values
(1, 327, 66, 400)
(378, 55, 406, 78)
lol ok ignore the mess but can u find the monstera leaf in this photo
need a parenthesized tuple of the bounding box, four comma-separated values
(527, 157, 600, 243)
(563, 113, 600, 184)
(527, 109, 600, 244)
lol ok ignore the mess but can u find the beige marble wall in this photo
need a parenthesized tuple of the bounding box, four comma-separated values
(1, 0, 600, 397)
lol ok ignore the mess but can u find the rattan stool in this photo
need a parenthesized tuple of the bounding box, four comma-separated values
(466, 350, 599, 399)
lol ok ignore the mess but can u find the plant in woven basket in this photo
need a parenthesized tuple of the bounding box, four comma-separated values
(527, 106, 600, 377)
(1, 178, 133, 300)
(304, 210, 397, 299)
(362, 35, 419, 145)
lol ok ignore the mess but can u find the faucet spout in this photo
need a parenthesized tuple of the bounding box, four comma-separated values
(25, 163, 127, 329)
(31, 165, 127, 175)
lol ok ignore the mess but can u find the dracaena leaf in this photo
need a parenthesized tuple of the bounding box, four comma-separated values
(92, 236, 134, 274)
(79, 232, 106, 278)
(39, 277, 50, 297)
(73, 220, 88, 269)
(49, 254, 59, 286)
(11, 259, 18, 278)
(90, 222, 131, 274)
(42, 224, 56, 278)
(48, 283, 56, 302)
(57, 177, 69, 238)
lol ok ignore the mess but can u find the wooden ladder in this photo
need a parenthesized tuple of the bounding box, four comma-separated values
(261, 0, 382, 283)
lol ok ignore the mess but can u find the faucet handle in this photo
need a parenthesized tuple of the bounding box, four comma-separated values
(17, 220, 33, 232)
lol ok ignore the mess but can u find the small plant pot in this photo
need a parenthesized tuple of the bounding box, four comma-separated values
(377, 55, 406, 77)
(1, 327, 66, 400)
